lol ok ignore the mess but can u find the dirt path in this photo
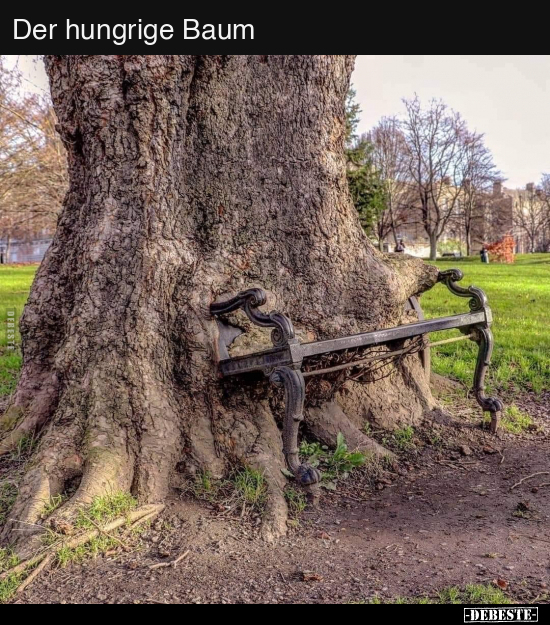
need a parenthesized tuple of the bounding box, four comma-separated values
(9, 392, 550, 604)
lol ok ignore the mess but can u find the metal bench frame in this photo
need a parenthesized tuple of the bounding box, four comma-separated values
(211, 269, 503, 488)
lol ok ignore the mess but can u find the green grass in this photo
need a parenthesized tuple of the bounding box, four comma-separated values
(232, 467, 268, 511)
(0, 492, 141, 603)
(0, 265, 37, 398)
(74, 492, 137, 529)
(0, 547, 20, 573)
(499, 404, 534, 434)
(422, 254, 550, 393)
(285, 487, 307, 519)
(365, 583, 512, 605)
(186, 467, 269, 517)
(41, 494, 66, 519)
(45, 493, 137, 568)
(0, 548, 23, 604)
(55, 535, 121, 568)
(390, 426, 415, 451)
(0, 571, 25, 604)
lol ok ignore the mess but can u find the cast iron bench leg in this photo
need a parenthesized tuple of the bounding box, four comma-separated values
(439, 269, 504, 434)
(472, 326, 504, 434)
(269, 366, 321, 498)
(211, 289, 322, 493)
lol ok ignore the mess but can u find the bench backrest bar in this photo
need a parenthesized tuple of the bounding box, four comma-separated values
(219, 310, 487, 377)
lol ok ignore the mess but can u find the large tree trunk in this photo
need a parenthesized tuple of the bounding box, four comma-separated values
(1, 55, 438, 548)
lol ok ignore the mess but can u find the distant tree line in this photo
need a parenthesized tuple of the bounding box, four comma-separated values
(345, 90, 550, 259)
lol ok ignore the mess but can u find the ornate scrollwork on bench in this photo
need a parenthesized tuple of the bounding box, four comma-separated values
(210, 288, 296, 348)
(438, 269, 489, 313)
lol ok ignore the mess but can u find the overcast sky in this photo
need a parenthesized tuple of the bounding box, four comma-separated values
(7, 55, 550, 189)
(354, 55, 550, 188)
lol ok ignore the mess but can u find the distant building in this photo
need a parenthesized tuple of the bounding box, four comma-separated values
(470, 182, 514, 254)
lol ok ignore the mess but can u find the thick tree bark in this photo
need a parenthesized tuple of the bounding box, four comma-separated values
(1, 55, 438, 548)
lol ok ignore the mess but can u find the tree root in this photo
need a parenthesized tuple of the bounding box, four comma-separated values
(0, 421, 34, 457)
(0, 504, 164, 599)
(248, 405, 290, 542)
(306, 401, 395, 461)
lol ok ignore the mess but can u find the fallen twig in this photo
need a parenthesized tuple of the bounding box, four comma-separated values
(0, 552, 47, 582)
(16, 554, 53, 595)
(55, 505, 165, 555)
(148, 550, 190, 570)
(0, 504, 165, 594)
(511, 472, 550, 491)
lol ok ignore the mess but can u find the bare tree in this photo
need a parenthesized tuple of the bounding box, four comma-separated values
(456, 131, 501, 255)
(402, 96, 467, 260)
(0, 57, 67, 258)
(514, 183, 550, 253)
(368, 117, 413, 250)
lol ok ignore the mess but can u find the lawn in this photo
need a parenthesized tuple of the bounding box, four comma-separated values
(0, 265, 37, 397)
(0, 256, 549, 398)
(422, 254, 550, 393)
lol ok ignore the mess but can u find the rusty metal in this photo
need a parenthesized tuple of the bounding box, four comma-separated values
(269, 367, 321, 488)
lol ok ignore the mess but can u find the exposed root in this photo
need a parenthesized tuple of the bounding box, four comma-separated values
(248, 404, 290, 542)
(259, 474, 288, 543)
(306, 401, 395, 461)
(57, 449, 130, 511)
(0, 407, 37, 457)
(0, 430, 27, 458)
(0, 504, 164, 600)
(1, 422, 84, 549)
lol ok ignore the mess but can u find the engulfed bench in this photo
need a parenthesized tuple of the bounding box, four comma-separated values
(210, 269, 503, 489)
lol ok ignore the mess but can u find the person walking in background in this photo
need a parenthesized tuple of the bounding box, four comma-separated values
(395, 238, 406, 253)
(480, 247, 489, 264)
